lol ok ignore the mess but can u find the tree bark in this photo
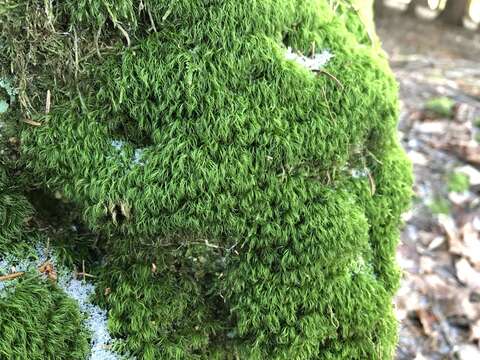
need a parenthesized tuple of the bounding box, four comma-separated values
(439, 0, 469, 26)
(406, 0, 429, 16)
(374, 0, 384, 18)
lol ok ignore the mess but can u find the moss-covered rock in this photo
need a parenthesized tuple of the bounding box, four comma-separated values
(2, 0, 411, 359)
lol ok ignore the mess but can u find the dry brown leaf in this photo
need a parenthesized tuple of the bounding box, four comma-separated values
(38, 260, 57, 282)
(428, 236, 446, 251)
(419, 256, 436, 274)
(442, 289, 480, 320)
(413, 120, 449, 134)
(460, 223, 480, 268)
(470, 319, 480, 343)
(456, 258, 480, 291)
(420, 274, 458, 300)
(437, 215, 466, 257)
(417, 308, 437, 336)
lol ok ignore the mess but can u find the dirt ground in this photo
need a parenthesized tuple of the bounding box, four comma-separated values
(376, 9, 480, 360)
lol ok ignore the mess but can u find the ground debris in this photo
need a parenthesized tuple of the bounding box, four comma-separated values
(378, 11, 480, 359)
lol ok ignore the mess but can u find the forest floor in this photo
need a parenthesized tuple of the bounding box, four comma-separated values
(376, 10, 480, 360)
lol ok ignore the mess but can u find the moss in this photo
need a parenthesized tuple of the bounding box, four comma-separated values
(425, 96, 455, 118)
(96, 240, 224, 359)
(447, 172, 470, 193)
(0, 274, 90, 360)
(429, 197, 451, 215)
(4, 0, 412, 359)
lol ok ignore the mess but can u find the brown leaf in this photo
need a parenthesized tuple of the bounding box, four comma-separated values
(38, 260, 57, 282)
(470, 319, 480, 343)
(456, 258, 480, 291)
(419, 256, 436, 274)
(438, 214, 461, 253)
(460, 223, 480, 268)
(417, 308, 437, 336)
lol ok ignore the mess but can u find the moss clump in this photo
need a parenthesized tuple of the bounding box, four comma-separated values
(0, 168, 32, 248)
(447, 172, 470, 193)
(3, 0, 412, 359)
(0, 275, 90, 360)
(429, 197, 451, 215)
(425, 96, 455, 118)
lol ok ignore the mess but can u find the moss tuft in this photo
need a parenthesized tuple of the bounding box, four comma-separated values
(447, 172, 470, 193)
(0, 275, 90, 360)
(425, 96, 455, 118)
(3, 0, 411, 358)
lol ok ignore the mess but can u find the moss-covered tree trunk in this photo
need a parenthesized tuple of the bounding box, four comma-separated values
(1, 1, 411, 359)
(439, 0, 469, 26)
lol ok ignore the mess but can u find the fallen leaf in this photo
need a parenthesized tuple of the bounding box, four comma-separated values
(417, 308, 437, 336)
(461, 223, 480, 268)
(438, 215, 462, 254)
(456, 258, 480, 291)
(413, 120, 448, 134)
(470, 319, 480, 343)
(428, 236, 446, 251)
(419, 256, 436, 274)
(38, 260, 57, 282)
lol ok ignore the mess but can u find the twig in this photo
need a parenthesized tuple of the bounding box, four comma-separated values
(0, 272, 25, 282)
(315, 69, 344, 90)
(116, 23, 131, 47)
(22, 118, 42, 126)
(76, 272, 96, 279)
(367, 170, 376, 196)
(148, 8, 157, 32)
(45, 90, 51, 114)
(95, 24, 103, 59)
(82, 260, 86, 282)
(73, 28, 79, 79)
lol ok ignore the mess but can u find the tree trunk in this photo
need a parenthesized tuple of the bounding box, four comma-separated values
(374, 0, 384, 18)
(439, 0, 469, 26)
(406, 0, 429, 16)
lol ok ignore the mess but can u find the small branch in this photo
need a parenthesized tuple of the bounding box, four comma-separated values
(315, 69, 344, 90)
(0, 272, 25, 282)
(22, 118, 42, 126)
(45, 90, 51, 114)
(116, 23, 131, 47)
(76, 272, 96, 279)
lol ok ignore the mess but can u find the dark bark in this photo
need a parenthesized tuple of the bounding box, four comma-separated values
(406, 0, 429, 16)
(374, 0, 384, 18)
(439, 0, 469, 26)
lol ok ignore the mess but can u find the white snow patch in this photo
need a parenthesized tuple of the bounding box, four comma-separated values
(110, 139, 145, 167)
(285, 47, 334, 71)
(0, 244, 119, 360)
(351, 168, 369, 179)
(59, 277, 118, 360)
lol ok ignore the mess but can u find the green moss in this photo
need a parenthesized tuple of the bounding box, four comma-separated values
(0, 275, 90, 360)
(96, 241, 224, 359)
(429, 197, 450, 215)
(0, 137, 33, 252)
(425, 96, 455, 118)
(474, 117, 480, 128)
(3, 0, 412, 358)
(447, 172, 470, 193)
